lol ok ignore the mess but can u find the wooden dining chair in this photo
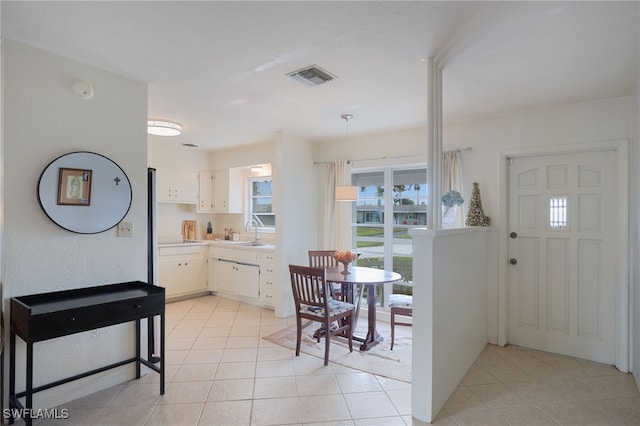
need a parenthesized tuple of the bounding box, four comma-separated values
(308, 250, 342, 299)
(389, 294, 412, 350)
(289, 264, 355, 365)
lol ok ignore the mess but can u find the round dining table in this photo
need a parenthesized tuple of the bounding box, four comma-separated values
(325, 266, 402, 351)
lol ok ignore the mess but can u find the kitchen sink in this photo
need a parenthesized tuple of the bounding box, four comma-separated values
(216, 240, 266, 247)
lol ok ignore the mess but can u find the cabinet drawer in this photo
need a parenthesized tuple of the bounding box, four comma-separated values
(159, 245, 205, 256)
(211, 247, 260, 263)
(261, 252, 276, 263)
(107, 294, 164, 322)
(30, 306, 108, 341)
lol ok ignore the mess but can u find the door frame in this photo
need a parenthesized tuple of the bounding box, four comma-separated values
(497, 139, 629, 371)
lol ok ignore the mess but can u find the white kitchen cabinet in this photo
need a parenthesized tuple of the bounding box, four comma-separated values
(260, 252, 277, 307)
(212, 168, 243, 213)
(157, 245, 208, 299)
(156, 166, 198, 204)
(217, 259, 260, 298)
(198, 171, 214, 212)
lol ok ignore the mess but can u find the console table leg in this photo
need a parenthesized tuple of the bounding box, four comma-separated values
(135, 319, 141, 379)
(160, 312, 165, 395)
(25, 342, 33, 426)
(9, 331, 15, 424)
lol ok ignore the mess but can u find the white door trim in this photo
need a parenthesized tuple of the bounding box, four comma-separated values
(497, 139, 629, 372)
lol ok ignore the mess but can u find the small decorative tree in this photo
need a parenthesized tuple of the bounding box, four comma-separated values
(465, 182, 490, 226)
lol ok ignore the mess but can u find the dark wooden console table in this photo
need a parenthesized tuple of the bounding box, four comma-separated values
(9, 281, 165, 425)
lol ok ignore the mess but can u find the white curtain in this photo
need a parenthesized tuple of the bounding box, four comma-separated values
(323, 160, 352, 250)
(442, 151, 463, 227)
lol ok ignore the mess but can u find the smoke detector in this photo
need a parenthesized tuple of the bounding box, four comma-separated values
(286, 65, 338, 87)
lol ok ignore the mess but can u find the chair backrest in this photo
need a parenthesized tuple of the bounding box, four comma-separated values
(308, 250, 339, 268)
(289, 264, 329, 312)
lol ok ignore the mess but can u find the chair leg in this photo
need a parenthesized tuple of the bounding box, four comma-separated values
(295, 316, 302, 357)
(324, 319, 331, 366)
(347, 311, 353, 353)
(390, 309, 396, 350)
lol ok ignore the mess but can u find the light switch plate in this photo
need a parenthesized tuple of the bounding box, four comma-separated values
(117, 221, 133, 237)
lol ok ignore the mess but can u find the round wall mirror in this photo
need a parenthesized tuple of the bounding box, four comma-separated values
(37, 151, 132, 234)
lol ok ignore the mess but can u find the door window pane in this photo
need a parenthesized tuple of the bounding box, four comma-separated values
(549, 196, 567, 229)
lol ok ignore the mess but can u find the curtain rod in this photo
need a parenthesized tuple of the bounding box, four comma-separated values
(313, 147, 471, 165)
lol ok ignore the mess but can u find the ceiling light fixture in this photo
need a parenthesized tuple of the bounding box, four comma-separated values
(335, 113, 358, 202)
(147, 120, 182, 136)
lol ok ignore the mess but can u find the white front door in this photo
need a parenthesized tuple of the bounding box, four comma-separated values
(507, 150, 617, 364)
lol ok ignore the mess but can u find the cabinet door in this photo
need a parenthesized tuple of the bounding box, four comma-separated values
(198, 171, 214, 212)
(157, 258, 182, 298)
(208, 257, 218, 291)
(212, 170, 229, 213)
(212, 169, 243, 214)
(182, 257, 207, 293)
(158, 255, 206, 298)
(217, 259, 259, 298)
(156, 167, 198, 204)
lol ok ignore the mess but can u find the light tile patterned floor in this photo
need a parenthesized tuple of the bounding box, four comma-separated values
(31, 294, 640, 425)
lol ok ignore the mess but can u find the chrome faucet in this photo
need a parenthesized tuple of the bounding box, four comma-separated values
(245, 216, 263, 242)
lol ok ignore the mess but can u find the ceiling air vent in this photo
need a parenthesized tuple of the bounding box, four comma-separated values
(286, 65, 338, 87)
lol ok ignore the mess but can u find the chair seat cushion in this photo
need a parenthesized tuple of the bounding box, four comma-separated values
(389, 294, 413, 308)
(300, 299, 354, 318)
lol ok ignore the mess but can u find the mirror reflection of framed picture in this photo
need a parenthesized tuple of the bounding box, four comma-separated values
(57, 168, 92, 206)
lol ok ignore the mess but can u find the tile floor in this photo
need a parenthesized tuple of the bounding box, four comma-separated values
(29, 294, 640, 425)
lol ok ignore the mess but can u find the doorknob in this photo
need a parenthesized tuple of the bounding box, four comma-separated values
(510, 258, 518, 265)
(510, 232, 517, 239)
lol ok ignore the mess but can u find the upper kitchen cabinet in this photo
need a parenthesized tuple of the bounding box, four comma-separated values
(213, 168, 243, 214)
(197, 171, 214, 213)
(156, 166, 198, 204)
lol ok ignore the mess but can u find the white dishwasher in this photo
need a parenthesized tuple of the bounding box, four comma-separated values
(217, 258, 260, 298)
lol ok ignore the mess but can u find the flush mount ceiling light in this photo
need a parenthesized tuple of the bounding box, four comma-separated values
(286, 64, 338, 87)
(147, 120, 182, 136)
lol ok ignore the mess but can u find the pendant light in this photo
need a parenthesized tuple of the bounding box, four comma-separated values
(335, 114, 358, 202)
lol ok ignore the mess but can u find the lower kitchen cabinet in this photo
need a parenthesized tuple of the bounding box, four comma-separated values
(158, 245, 208, 299)
(209, 246, 274, 306)
(217, 259, 260, 298)
(260, 252, 277, 307)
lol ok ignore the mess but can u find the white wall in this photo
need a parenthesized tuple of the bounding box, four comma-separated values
(632, 81, 640, 387)
(275, 132, 315, 318)
(2, 40, 148, 408)
(410, 227, 489, 422)
(445, 96, 633, 344)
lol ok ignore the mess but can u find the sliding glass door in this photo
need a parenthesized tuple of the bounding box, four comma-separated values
(351, 166, 426, 307)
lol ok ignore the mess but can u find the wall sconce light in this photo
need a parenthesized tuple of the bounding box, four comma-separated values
(147, 120, 183, 136)
(250, 165, 263, 173)
(335, 185, 358, 201)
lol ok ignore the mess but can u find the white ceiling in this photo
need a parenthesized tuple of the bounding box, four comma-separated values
(3, 1, 639, 151)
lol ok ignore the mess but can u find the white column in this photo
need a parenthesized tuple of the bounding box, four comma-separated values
(426, 57, 443, 229)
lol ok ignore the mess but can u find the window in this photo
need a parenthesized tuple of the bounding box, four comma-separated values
(249, 177, 274, 229)
(351, 167, 427, 307)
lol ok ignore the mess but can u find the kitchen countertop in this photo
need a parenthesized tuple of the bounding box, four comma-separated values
(158, 240, 275, 250)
